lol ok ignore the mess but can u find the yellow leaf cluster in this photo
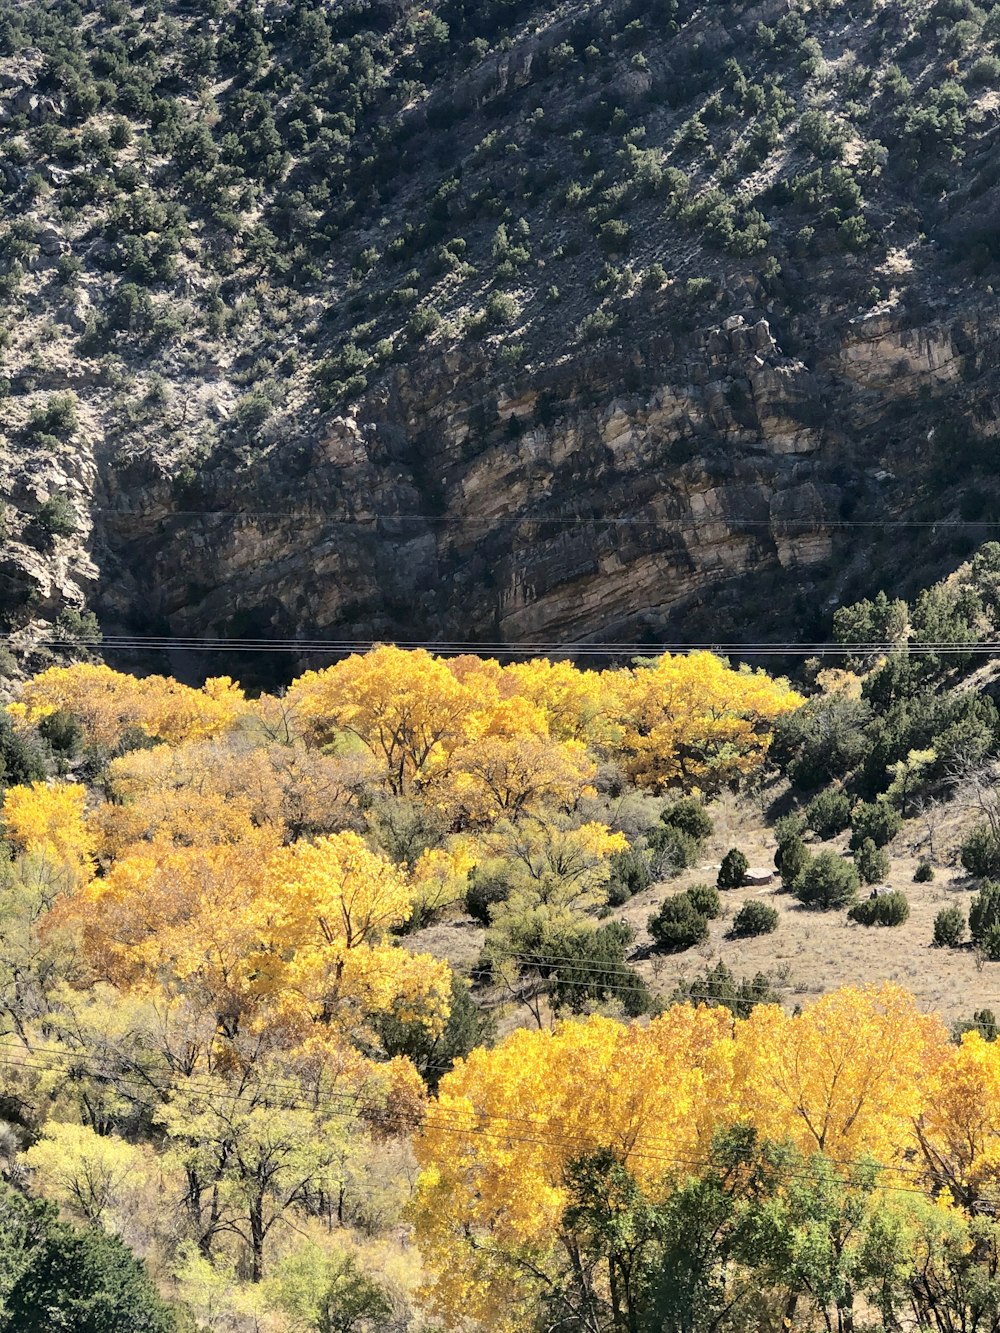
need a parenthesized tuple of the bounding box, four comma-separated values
(60, 830, 451, 1055)
(609, 651, 803, 793)
(284, 644, 802, 806)
(414, 1004, 735, 1327)
(4, 781, 95, 882)
(413, 983, 954, 1329)
(10, 663, 246, 748)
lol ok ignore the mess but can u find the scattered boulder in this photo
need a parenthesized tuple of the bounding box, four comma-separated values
(743, 867, 775, 887)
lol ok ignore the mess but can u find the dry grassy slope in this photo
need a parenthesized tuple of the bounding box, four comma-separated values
(2, 0, 1000, 665)
(410, 789, 1000, 1028)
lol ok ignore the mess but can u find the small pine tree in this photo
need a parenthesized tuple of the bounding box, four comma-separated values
(794, 851, 859, 910)
(717, 848, 749, 890)
(730, 900, 779, 938)
(648, 894, 710, 952)
(849, 800, 901, 851)
(776, 834, 810, 890)
(686, 883, 721, 920)
(933, 905, 966, 948)
(855, 837, 890, 885)
(805, 789, 851, 840)
(970, 881, 1000, 948)
(914, 859, 934, 883)
(848, 890, 910, 927)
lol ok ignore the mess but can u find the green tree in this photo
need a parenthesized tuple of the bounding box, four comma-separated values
(805, 789, 851, 840)
(855, 838, 889, 885)
(970, 882, 1000, 954)
(730, 901, 779, 938)
(794, 852, 859, 910)
(933, 905, 966, 948)
(670, 961, 779, 1018)
(776, 833, 810, 890)
(686, 884, 721, 920)
(648, 894, 709, 952)
(377, 975, 496, 1091)
(717, 849, 749, 890)
(849, 801, 900, 851)
(0, 1181, 177, 1333)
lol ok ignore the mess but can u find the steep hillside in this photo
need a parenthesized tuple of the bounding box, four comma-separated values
(3, 0, 1000, 670)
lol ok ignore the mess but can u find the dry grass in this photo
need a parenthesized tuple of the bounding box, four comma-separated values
(618, 791, 992, 1027)
(409, 790, 997, 1030)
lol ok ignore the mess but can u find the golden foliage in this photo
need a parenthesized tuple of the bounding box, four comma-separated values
(10, 663, 246, 748)
(609, 651, 803, 793)
(4, 781, 94, 881)
(412, 983, 950, 1329)
(59, 829, 451, 1056)
(413, 1005, 735, 1327)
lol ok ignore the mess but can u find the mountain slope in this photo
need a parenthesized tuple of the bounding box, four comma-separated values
(2, 0, 1000, 673)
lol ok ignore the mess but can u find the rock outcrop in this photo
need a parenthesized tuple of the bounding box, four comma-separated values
(0, 301, 966, 677)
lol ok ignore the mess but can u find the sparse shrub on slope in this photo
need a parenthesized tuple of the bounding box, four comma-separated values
(794, 851, 860, 910)
(848, 890, 910, 926)
(648, 893, 710, 952)
(933, 905, 966, 948)
(805, 788, 851, 840)
(855, 838, 890, 885)
(717, 848, 749, 890)
(730, 900, 779, 937)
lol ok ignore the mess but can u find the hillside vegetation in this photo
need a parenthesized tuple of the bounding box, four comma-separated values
(2, 572, 1000, 1327)
(2, 0, 1000, 653)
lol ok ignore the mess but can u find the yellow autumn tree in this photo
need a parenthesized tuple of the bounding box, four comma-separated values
(412, 1005, 735, 1330)
(439, 695, 596, 824)
(59, 829, 451, 1056)
(4, 781, 94, 884)
(287, 645, 486, 794)
(500, 658, 610, 743)
(10, 664, 246, 748)
(610, 651, 803, 793)
(917, 1029, 1000, 1204)
(733, 982, 947, 1163)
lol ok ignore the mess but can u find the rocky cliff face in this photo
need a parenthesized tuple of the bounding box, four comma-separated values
(13, 296, 962, 681)
(2, 0, 998, 676)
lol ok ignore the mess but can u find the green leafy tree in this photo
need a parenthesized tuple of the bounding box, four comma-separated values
(0, 1181, 177, 1333)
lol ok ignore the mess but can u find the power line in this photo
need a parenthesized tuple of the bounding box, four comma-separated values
(0, 1043, 951, 1198)
(7, 633, 1000, 657)
(91, 509, 1000, 529)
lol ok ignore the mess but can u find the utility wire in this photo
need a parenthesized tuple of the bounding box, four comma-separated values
(89, 510, 1000, 529)
(0, 1045, 953, 1198)
(6, 633, 1000, 657)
